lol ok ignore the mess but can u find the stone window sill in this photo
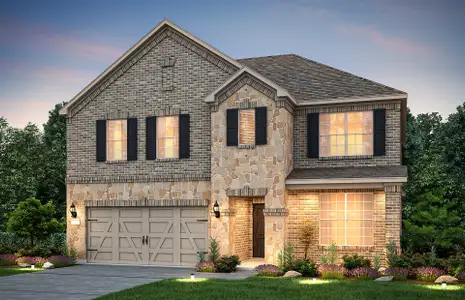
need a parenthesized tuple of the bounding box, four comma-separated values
(105, 160, 128, 164)
(154, 158, 180, 162)
(318, 245, 375, 251)
(319, 155, 373, 161)
(238, 144, 256, 149)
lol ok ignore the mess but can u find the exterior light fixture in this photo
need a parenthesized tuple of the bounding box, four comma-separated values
(190, 273, 195, 281)
(312, 278, 316, 283)
(31, 265, 35, 270)
(70, 203, 77, 218)
(213, 201, 220, 218)
(442, 283, 446, 289)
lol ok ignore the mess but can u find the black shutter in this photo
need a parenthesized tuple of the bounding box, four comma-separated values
(255, 107, 267, 145)
(226, 109, 238, 146)
(127, 118, 138, 161)
(179, 114, 190, 158)
(374, 109, 386, 156)
(307, 113, 319, 158)
(146, 116, 156, 160)
(96, 120, 106, 162)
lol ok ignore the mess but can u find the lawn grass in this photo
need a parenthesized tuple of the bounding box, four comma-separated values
(0, 267, 42, 277)
(97, 277, 465, 300)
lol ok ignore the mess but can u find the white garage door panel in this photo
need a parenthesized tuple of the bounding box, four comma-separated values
(87, 207, 208, 266)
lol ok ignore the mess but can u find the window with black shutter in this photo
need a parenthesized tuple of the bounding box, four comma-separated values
(96, 120, 106, 162)
(127, 118, 138, 161)
(307, 113, 319, 158)
(226, 109, 238, 146)
(373, 109, 386, 156)
(179, 114, 190, 158)
(146, 116, 156, 160)
(255, 107, 267, 145)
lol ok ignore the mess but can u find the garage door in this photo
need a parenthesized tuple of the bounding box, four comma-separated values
(87, 207, 208, 266)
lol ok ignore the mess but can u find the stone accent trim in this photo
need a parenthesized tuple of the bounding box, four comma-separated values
(277, 98, 295, 114)
(317, 245, 375, 251)
(384, 184, 402, 193)
(215, 73, 276, 106)
(67, 174, 210, 184)
(221, 208, 236, 216)
(153, 107, 182, 116)
(319, 155, 373, 161)
(237, 144, 256, 149)
(252, 198, 265, 204)
(288, 188, 383, 193)
(296, 101, 401, 115)
(263, 208, 288, 216)
(85, 199, 209, 207)
(68, 27, 238, 118)
(160, 56, 176, 67)
(104, 110, 131, 120)
(227, 186, 268, 197)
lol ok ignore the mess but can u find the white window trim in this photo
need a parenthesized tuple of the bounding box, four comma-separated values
(319, 193, 374, 247)
(319, 111, 374, 158)
(156, 115, 179, 160)
(238, 108, 255, 146)
(106, 119, 127, 162)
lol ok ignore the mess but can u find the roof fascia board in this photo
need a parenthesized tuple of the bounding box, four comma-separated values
(60, 19, 242, 115)
(286, 177, 407, 185)
(205, 66, 298, 105)
(296, 94, 407, 107)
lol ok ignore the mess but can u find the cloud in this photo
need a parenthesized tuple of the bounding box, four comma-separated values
(0, 19, 124, 62)
(341, 24, 431, 57)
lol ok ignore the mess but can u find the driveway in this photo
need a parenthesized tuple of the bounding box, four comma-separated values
(0, 264, 253, 300)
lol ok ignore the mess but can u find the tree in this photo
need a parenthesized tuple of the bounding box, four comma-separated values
(298, 221, 313, 259)
(5, 197, 61, 248)
(36, 103, 67, 217)
(403, 189, 464, 256)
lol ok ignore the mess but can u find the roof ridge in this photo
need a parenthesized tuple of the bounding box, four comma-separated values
(236, 53, 296, 61)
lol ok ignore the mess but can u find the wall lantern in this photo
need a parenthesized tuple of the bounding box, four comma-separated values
(213, 201, 220, 218)
(70, 203, 77, 218)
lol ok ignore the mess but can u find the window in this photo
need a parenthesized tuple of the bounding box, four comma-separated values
(239, 109, 255, 145)
(319, 193, 374, 246)
(157, 116, 179, 159)
(107, 119, 127, 161)
(319, 111, 373, 157)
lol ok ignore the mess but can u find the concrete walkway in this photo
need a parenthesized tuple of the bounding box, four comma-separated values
(0, 264, 253, 300)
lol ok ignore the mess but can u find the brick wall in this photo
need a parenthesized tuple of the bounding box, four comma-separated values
(229, 198, 253, 260)
(66, 28, 235, 182)
(293, 101, 403, 168)
(286, 188, 400, 265)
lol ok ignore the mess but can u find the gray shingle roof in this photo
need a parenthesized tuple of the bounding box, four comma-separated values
(237, 54, 406, 103)
(287, 165, 407, 180)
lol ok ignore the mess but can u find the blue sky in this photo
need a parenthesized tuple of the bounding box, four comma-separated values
(1, 0, 464, 128)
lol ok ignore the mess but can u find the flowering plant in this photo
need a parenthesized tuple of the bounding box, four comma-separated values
(385, 267, 410, 281)
(0, 254, 17, 266)
(47, 255, 74, 268)
(348, 267, 380, 280)
(318, 265, 346, 280)
(253, 264, 283, 277)
(196, 261, 216, 272)
(415, 267, 446, 281)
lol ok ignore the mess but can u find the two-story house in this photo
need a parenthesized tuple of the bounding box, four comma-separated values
(60, 19, 407, 266)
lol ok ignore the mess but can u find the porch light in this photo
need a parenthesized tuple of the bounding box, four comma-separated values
(213, 201, 220, 218)
(190, 273, 195, 281)
(70, 203, 77, 218)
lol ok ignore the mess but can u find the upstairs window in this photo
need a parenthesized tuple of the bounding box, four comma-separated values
(319, 111, 373, 157)
(107, 120, 127, 161)
(157, 116, 179, 159)
(239, 109, 255, 145)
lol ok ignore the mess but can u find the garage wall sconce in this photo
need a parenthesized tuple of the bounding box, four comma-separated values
(70, 203, 77, 218)
(213, 201, 220, 218)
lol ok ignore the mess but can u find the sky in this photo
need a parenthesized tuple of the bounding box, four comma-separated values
(1, 0, 464, 128)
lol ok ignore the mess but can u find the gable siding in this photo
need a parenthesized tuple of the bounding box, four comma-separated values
(293, 101, 402, 168)
(67, 36, 232, 181)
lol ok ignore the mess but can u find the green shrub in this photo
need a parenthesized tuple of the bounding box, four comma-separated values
(215, 255, 240, 273)
(198, 251, 206, 264)
(373, 255, 381, 270)
(318, 265, 345, 279)
(342, 254, 371, 270)
(298, 221, 313, 260)
(47, 255, 73, 268)
(0, 254, 17, 266)
(196, 261, 215, 272)
(294, 259, 318, 277)
(208, 238, 220, 264)
(277, 243, 295, 272)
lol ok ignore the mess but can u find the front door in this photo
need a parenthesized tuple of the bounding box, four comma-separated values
(253, 204, 265, 258)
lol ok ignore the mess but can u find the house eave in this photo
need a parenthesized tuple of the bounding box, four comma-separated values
(59, 18, 243, 116)
(296, 94, 407, 107)
(285, 177, 408, 186)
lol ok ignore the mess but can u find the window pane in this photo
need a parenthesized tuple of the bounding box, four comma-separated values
(157, 116, 179, 159)
(239, 109, 255, 145)
(107, 120, 127, 161)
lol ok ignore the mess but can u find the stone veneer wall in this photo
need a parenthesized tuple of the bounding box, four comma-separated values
(67, 181, 210, 260)
(293, 101, 403, 168)
(286, 185, 402, 265)
(210, 84, 293, 263)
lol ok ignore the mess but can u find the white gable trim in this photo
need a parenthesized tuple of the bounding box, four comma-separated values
(286, 177, 407, 185)
(204, 66, 298, 105)
(59, 19, 242, 115)
(296, 94, 407, 106)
